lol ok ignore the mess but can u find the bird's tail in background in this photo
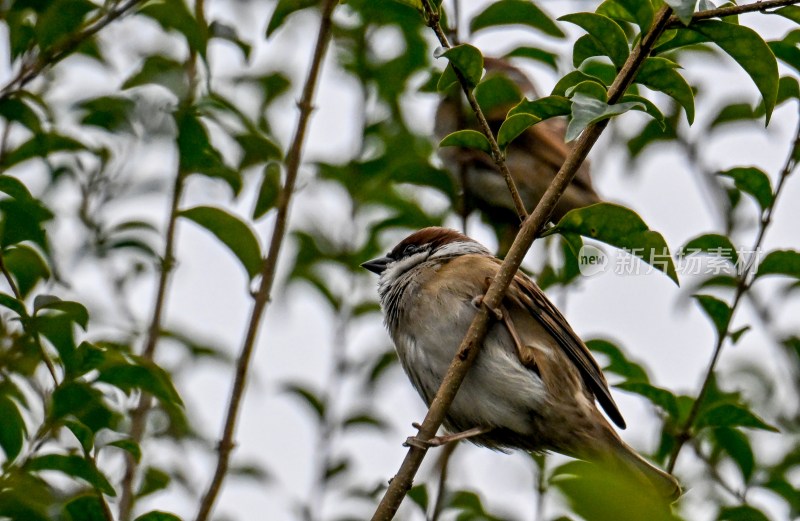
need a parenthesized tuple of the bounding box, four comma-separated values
(609, 439, 682, 502)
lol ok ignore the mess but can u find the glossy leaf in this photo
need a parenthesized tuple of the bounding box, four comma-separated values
(438, 44, 484, 88)
(635, 57, 695, 124)
(617, 382, 679, 418)
(545, 203, 679, 284)
(755, 250, 800, 280)
(439, 130, 491, 155)
(508, 95, 572, 119)
(714, 428, 754, 481)
(552, 71, 607, 97)
(719, 506, 770, 521)
(283, 384, 326, 421)
(407, 484, 429, 512)
(610, 0, 654, 33)
(0, 292, 27, 317)
(122, 55, 189, 100)
(566, 92, 644, 142)
(497, 113, 540, 149)
(136, 467, 170, 499)
(139, 0, 207, 55)
(176, 112, 242, 195)
(106, 439, 142, 463)
(689, 20, 779, 123)
(470, 0, 564, 38)
(694, 294, 732, 339)
(33, 295, 89, 330)
(559, 12, 629, 68)
(179, 206, 262, 280)
(586, 339, 649, 383)
(718, 167, 773, 211)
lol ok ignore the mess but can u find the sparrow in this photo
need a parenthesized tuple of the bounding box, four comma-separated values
(362, 227, 680, 501)
(435, 58, 599, 251)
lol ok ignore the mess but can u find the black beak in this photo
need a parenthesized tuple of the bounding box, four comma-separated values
(361, 256, 391, 275)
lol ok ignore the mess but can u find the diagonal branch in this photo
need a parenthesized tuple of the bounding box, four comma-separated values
(193, 1, 340, 519)
(0, 0, 146, 100)
(421, 0, 528, 222)
(666, 0, 800, 27)
(369, 6, 675, 520)
(666, 107, 800, 473)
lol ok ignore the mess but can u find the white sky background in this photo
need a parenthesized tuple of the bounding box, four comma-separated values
(3, 0, 800, 520)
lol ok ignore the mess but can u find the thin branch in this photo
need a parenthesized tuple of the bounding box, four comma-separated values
(118, 28, 201, 520)
(369, 7, 674, 521)
(193, 1, 340, 519)
(666, 109, 800, 473)
(0, 253, 22, 300)
(421, 1, 528, 222)
(666, 0, 800, 27)
(0, 0, 146, 100)
(430, 441, 458, 521)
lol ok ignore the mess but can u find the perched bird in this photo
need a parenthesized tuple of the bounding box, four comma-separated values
(362, 227, 680, 501)
(436, 58, 599, 250)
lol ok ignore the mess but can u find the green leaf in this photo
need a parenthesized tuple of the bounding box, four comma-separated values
(635, 57, 695, 124)
(666, 0, 697, 25)
(439, 130, 491, 155)
(283, 384, 326, 421)
(682, 234, 739, 265)
(0, 394, 25, 461)
(546, 203, 679, 284)
(122, 55, 189, 100)
(0, 96, 42, 133)
(508, 95, 572, 120)
(342, 414, 388, 431)
(620, 94, 665, 128)
(497, 113, 540, 149)
(469, 0, 564, 38)
(266, 0, 319, 37)
(689, 20, 779, 123)
(253, 162, 282, 220)
(755, 250, 800, 280)
(503, 46, 558, 70)
(768, 40, 800, 74)
(63, 495, 108, 521)
(136, 467, 171, 499)
(610, 0, 654, 33)
(566, 92, 644, 142)
(407, 484, 429, 512)
(586, 339, 649, 383)
(33, 295, 89, 330)
(234, 132, 282, 170)
(697, 403, 779, 432)
(708, 102, 760, 130)
(179, 206, 262, 280)
(438, 44, 484, 88)
(559, 12, 629, 68)
(26, 454, 116, 496)
(176, 111, 242, 195)
(64, 419, 94, 453)
(96, 359, 183, 407)
(718, 167, 773, 211)
(76, 95, 135, 133)
(714, 428, 754, 481)
(36, 0, 95, 49)
(139, 0, 207, 55)
(617, 382, 679, 418)
(474, 73, 524, 115)
(0, 133, 86, 169)
(106, 439, 142, 463)
(694, 294, 732, 339)
(719, 506, 770, 521)
(0, 292, 27, 317)
(134, 512, 183, 521)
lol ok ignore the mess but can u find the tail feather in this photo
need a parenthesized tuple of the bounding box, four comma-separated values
(610, 439, 682, 502)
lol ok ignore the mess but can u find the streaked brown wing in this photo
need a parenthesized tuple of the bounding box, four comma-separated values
(505, 267, 626, 429)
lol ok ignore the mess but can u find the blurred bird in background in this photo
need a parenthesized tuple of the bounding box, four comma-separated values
(435, 57, 600, 252)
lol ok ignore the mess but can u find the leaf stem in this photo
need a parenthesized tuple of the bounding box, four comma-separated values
(666, 108, 800, 473)
(193, 1, 339, 519)
(421, 0, 528, 222)
(368, 7, 674, 520)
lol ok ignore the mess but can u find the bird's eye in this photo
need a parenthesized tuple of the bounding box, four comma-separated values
(403, 245, 417, 256)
